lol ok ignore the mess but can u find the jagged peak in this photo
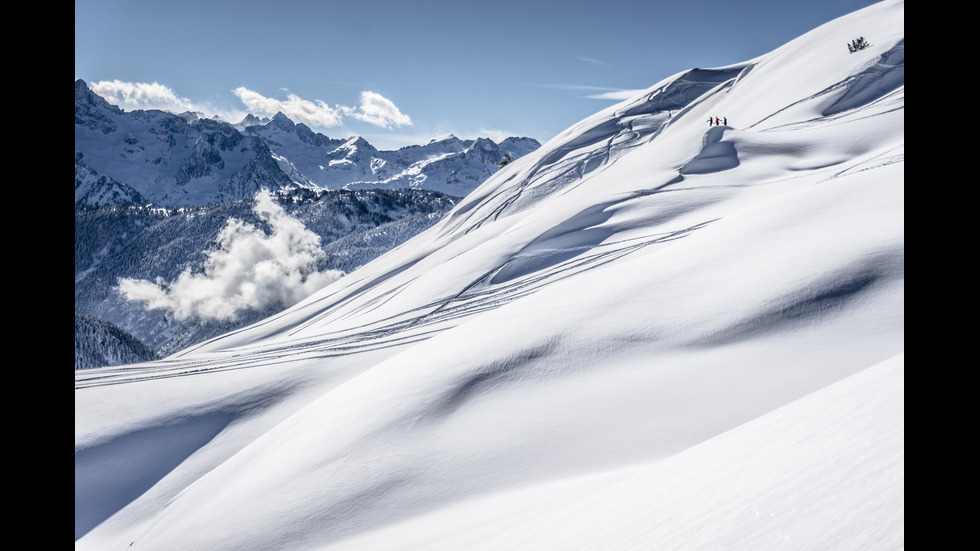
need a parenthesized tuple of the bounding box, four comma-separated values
(236, 113, 272, 128)
(499, 136, 541, 146)
(429, 134, 462, 145)
(342, 135, 373, 148)
(74, 79, 98, 101)
(176, 111, 207, 123)
(74, 79, 123, 115)
(269, 112, 295, 129)
(470, 137, 496, 150)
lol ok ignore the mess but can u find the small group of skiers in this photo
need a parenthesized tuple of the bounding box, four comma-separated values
(707, 117, 728, 127)
(847, 36, 870, 53)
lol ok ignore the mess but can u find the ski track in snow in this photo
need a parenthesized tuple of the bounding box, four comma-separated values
(77, 68, 763, 390)
(75, 218, 711, 389)
(451, 68, 744, 235)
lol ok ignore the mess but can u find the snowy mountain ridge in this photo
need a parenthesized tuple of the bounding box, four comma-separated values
(243, 114, 540, 195)
(76, 1, 903, 549)
(75, 82, 540, 206)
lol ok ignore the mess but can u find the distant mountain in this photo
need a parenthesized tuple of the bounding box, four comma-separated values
(75, 81, 540, 367)
(75, 157, 148, 206)
(75, 80, 540, 206)
(75, 80, 297, 207)
(243, 113, 540, 195)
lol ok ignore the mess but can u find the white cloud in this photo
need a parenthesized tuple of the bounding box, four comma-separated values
(233, 88, 411, 130)
(90, 80, 196, 113)
(118, 190, 344, 322)
(87, 80, 413, 131)
(233, 87, 344, 128)
(341, 91, 413, 129)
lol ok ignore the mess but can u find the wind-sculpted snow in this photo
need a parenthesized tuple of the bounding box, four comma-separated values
(75, 213, 709, 390)
(679, 126, 740, 175)
(75, 2, 904, 549)
(443, 65, 746, 234)
(824, 39, 904, 116)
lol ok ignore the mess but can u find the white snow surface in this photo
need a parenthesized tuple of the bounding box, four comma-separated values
(75, 1, 904, 549)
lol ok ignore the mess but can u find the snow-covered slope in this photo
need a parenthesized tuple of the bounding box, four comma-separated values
(75, 1, 904, 549)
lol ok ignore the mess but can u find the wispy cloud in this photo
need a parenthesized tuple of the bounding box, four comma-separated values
(584, 89, 643, 101)
(578, 56, 605, 67)
(548, 84, 644, 101)
(90, 80, 196, 113)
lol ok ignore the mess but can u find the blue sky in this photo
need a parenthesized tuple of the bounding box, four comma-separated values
(75, 0, 881, 150)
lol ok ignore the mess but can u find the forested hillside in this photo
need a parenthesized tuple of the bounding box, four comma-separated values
(75, 188, 459, 365)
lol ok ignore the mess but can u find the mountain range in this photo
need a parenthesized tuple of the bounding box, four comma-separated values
(75, 79, 540, 206)
(75, 82, 540, 365)
(76, 1, 903, 549)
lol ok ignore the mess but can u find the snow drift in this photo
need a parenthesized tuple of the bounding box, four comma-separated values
(75, 1, 904, 549)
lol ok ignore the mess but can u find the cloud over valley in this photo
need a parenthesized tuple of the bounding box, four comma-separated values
(118, 190, 344, 322)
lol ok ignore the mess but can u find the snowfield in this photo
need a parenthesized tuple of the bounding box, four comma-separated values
(75, 1, 904, 549)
